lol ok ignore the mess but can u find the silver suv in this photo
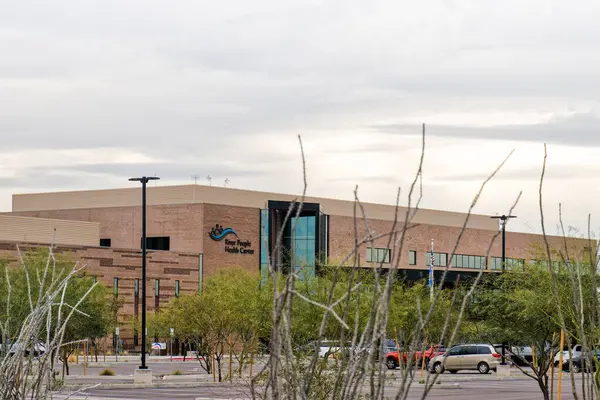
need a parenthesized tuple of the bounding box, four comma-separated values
(429, 344, 501, 374)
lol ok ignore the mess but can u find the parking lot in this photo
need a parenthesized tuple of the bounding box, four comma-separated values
(57, 376, 586, 400)
(56, 363, 590, 400)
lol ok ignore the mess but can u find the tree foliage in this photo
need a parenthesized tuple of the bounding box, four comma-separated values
(0, 248, 115, 376)
(158, 267, 271, 381)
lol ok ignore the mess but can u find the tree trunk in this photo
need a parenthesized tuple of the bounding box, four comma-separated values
(60, 353, 70, 377)
(217, 356, 222, 382)
(538, 377, 550, 400)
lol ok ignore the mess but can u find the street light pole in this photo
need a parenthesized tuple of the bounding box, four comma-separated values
(130, 176, 159, 370)
(491, 214, 517, 366)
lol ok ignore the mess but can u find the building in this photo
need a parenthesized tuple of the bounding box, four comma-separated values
(0, 184, 592, 349)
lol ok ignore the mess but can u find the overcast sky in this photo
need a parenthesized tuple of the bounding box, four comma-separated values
(2, 0, 600, 236)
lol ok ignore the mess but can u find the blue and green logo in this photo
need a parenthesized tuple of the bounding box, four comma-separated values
(209, 224, 238, 241)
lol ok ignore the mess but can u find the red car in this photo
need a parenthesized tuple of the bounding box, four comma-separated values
(385, 345, 446, 370)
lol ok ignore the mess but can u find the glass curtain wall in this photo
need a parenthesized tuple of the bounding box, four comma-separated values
(260, 209, 269, 284)
(286, 215, 316, 280)
(261, 204, 324, 283)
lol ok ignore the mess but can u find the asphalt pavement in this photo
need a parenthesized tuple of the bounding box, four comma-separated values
(55, 369, 589, 400)
(55, 378, 584, 400)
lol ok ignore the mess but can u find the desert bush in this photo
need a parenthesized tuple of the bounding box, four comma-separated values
(99, 368, 115, 376)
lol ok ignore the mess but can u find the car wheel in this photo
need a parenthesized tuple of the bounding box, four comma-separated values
(449, 370, 458, 374)
(433, 362, 444, 374)
(478, 362, 490, 374)
(572, 363, 581, 373)
(386, 357, 398, 370)
(424, 357, 431, 369)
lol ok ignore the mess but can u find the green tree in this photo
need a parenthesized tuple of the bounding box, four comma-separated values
(159, 267, 272, 381)
(0, 249, 115, 376)
(465, 263, 599, 400)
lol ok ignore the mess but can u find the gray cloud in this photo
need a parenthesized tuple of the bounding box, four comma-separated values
(430, 164, 600, 183)
(0, 160, 275, 190)
(373, 112, 600, 147)
(325, 175, 399, 184)
(2, 0, 600, 235)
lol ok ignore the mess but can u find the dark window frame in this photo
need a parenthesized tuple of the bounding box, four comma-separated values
(425, 252, 448, 267)
(491, 257, 525, 270)
(408, 250, 416, 265)
(451, 254, 487, 269)
(142, 236, 170, 251)
(366, 247, 391, 264)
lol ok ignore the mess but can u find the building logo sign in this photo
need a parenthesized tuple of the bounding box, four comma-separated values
(209, 224, 255, 255)
(209, 224, 238, 241)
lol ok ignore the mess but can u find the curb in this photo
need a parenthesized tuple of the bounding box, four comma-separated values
(64, 382, 209, 390)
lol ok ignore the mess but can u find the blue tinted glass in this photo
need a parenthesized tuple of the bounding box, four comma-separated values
(294, 240, 307, 266)
(307, 216, 316, 239)
(307, 240, 316, 266)
(294, 216, 308, 238)
(260, 210, 269, 265)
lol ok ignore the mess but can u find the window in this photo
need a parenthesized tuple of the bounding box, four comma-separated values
(491, 257, 525, 271)
(142, 236, 170, 251)
(451, 254, 487, 269)
(477, 346, 492, 355)
(408, 250, 416, 265)
(134, 279, 139, 319)
(100, 238, 111, 247)
(446, 347, 462, 356)
(553, 261, 560, 271)
(464, 346, 479, 355)
(290, 215, 317, 279)
(154, 279, 160, 312)
(425, 252, 447, 267)
(113, 277, 118, 296)
(260, 209, 269, 283)
(366, 247, 391, 264)
(528, 259, 560, 270)
(175, 280, 180, 297)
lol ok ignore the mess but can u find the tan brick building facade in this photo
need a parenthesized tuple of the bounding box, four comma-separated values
(0, 184, 593, 350)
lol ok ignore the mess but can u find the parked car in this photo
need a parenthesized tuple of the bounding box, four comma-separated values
(296, 340, 352, 359)
(555, 344, 583, 367)
(561, 348, 600, 373)
(493, 344, 528, 366)
(385, 345, 446, 370)
(0, 339, 46, 357)
(510, 345, 534, 366)
(429, 344, 501, 374)
(382, 339, 397, 354)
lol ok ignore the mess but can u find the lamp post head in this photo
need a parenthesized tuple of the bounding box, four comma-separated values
(490, 215, 517, 221)
(129, 176, 160, 183)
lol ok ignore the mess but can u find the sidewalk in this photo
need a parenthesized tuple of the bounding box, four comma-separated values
(71, 355, 206, 364)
